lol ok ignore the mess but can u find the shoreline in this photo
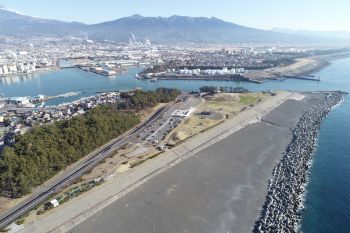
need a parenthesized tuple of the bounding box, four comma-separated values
(253, 92, 344, 232)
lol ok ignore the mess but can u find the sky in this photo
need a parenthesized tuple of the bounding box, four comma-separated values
(1, 0, 350, 31)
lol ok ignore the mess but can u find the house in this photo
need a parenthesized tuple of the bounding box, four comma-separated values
(44, 199, 59, 210)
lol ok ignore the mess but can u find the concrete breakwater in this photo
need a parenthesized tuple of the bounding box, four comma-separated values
(254, 92, 344, 233)
(152, 74, 254, 82)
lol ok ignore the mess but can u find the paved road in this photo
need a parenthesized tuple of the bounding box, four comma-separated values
(0, 96, 186, 230)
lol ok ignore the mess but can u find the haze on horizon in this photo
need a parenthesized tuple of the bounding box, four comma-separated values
(1, 0, 350, 32)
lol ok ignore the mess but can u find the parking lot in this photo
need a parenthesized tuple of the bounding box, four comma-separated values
(134, 94, 202, 146)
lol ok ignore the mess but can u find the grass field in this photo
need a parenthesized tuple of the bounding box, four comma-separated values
(167, 92, 269, 145)
(239, 94, 260, 105)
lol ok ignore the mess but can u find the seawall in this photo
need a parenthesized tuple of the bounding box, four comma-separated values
(254, 92, 344, 232)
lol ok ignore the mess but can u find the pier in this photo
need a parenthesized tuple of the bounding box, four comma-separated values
(59, 66, 76, 69)
(55, 92, 82, 98)
(284, 75, 321, 81)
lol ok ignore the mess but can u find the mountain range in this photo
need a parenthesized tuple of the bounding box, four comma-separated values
(0, 4, 348, 45)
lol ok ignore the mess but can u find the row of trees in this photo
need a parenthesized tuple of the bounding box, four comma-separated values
(199, 86, 219, 94)
(0, 106, 140, 197)
(140, 60, 181, 75)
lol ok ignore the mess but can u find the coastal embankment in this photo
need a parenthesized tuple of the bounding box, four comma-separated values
(68, 92, 342, 233)
(18, 91, 295, 233)
(17, 91, 344, 233)
(254, 92, 344, 232)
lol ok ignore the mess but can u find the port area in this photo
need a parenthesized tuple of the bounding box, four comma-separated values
(139, 54, 350, 84)
(74, 64, 127, 77)
(8, 90, 288, 233)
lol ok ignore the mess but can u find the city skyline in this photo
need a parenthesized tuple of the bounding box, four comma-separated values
(1, 0, 350, 31)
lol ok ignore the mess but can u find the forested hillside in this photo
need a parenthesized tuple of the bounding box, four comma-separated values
(119, 88, 181, 111)
(0, 88, 180, 197)
(0, 106, 140, 197)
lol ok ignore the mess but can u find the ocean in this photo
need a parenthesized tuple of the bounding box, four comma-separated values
(1, 58, 350, 232)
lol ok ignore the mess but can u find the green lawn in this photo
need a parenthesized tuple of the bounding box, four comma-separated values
(239, 95, 259, 105)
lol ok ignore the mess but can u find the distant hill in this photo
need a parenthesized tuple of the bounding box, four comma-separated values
(0, 5, 347, 45)
(272, 28, 350, 40)
(0, 4, 87, 36)
(87, 14, 306, 44)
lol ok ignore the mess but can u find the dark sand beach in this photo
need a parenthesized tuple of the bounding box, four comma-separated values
(70, 93, 330, 233)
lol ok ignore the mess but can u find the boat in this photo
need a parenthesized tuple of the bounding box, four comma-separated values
(135, 73, 141, 80)
(149, 77, 158, 82)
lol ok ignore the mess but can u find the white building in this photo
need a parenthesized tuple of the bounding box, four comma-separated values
(193, 68, 201, 74)
(1, 65, 8, 74)
(7, 64, 17, 73)
(18, 51, 28, 56)
(17, 64, 25, 73)
(8, 97, 31, 106)
(238, 68, 245, 73)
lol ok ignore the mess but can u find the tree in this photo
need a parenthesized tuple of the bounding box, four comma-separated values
(0, 89, 181, 197)
(0, 106, 140, 197)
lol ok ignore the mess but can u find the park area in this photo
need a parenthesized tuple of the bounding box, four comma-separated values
(166, 92, 268, 145)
